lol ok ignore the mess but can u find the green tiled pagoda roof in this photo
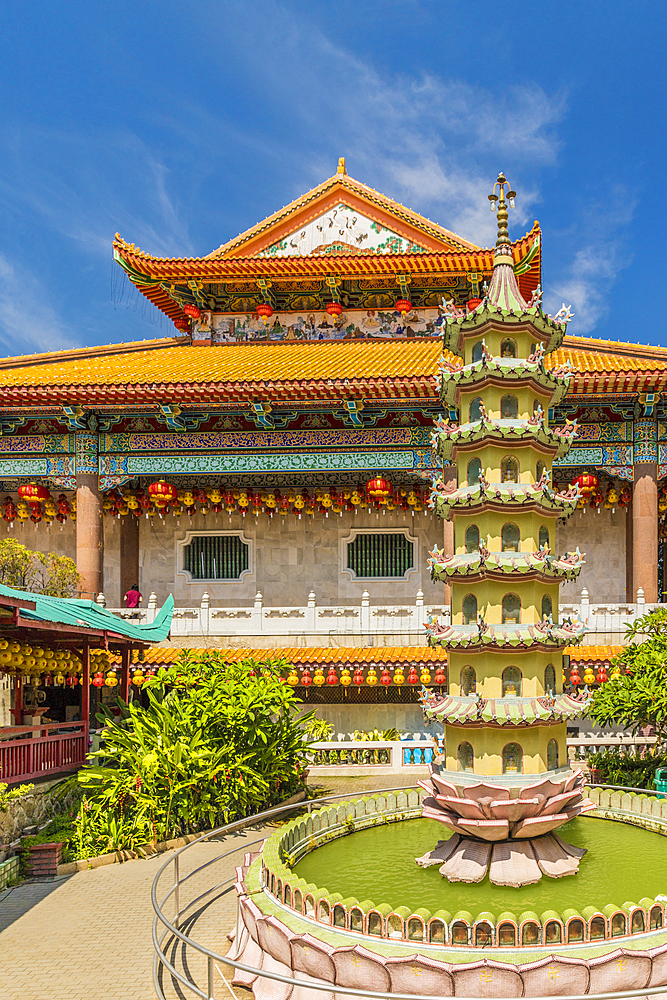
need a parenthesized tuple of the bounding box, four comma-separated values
(0, 583, 174, 643)
(425, 693, 585, 726)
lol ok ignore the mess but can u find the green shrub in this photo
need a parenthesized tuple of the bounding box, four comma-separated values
(73, 651, 314, 856)
(588, 748, 667, 789)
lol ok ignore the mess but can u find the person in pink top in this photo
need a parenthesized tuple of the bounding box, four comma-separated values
(124, 585, 142, 609)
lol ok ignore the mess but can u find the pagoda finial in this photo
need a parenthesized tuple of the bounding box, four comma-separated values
(488, 172, 516, 249)
(485, 171, 527, 310)
(337, 157, 347, 175)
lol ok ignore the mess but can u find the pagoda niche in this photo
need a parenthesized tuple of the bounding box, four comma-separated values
(419, 174, 592, 888)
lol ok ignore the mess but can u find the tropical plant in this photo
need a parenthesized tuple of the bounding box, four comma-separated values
(587, 609, 667, 743)
(0, 539, 80, 596)
(73, 651, 314, 856)
(587, 748, 667, 790)
(353, 727, 402, 741)
(0, 781, 34, 811)
(303, 717, 334, 741)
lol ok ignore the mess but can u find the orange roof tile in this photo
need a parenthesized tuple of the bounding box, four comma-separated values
(0, 331, 666, 406)
(113, 225, 541, 328)
(210, 171, 480, 258)
(113, 646, 449, 666)
(564, 645, 623, 661)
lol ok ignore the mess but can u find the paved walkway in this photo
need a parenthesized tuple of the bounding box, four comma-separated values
(0, 776, 411, 1000)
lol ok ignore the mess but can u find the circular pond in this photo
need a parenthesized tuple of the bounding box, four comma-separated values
(295, 816, 667, 918)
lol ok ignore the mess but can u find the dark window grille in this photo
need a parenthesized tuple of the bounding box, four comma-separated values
(347, 533, 414, 578)
(184, 535, 248, 580)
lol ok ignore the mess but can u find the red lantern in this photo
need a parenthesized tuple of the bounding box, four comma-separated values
(352, 668, 364, 685)
(256, 303, 274, 320)
(380, 669, 391, 686)
(434, 667, 447, 685)
(569, 667, 581, 687)
(366, 477, 392, 499)
(18, 482, 49, 504)
(175, 320, 190, 332)
(596, 666, 608, 684)
(407, 666, 419, 685)
(301, 669, 312, 687)
(183, 303, 201, 320)
(326, 301, 343, 317)
(92, 671, 105, 688)
(148, 480, 177, 505)
(326, 666, 338, 685)
(467, 298, 483, 311)
(395, 298, 412, 316)
(572, 473, 599, 497)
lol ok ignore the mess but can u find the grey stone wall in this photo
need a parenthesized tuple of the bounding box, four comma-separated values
(555, 505, 628, 603)
(137, 507, 446, 607)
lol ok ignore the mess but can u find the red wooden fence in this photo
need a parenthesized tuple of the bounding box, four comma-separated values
(0, 723, 88, 783)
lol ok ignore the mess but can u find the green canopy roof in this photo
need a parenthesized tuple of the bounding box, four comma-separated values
(0, 582, 173, 644)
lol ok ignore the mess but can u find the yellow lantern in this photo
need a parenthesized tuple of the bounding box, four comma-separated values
(105, 670, 118, 688)
(583, 666, 596, 685)
(293, 495, 305, 509)
(54, 671, 65, 686)
(420, 668, 432, 684)
(394, 669, 405, 685)
(340, 668, 352, 687)
(9, 642, 21, 654)
(0, 639, 8, 651)
(366, 668, 378, 686)
(286, 668, 300, 686)
(313, 668, 325, 687)
(0, 650, 11, 666)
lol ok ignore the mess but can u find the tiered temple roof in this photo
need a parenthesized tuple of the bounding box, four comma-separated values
(0, 335, 666, 405)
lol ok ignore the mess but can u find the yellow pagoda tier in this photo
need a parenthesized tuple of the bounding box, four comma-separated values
(419, 175, 592, 888)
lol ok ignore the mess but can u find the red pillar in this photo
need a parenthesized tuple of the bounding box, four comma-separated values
(633, 466, 658, 603)
(120, 647, 130, 702)
(76, 474, 104, 599)
(11, 673, 23, 725)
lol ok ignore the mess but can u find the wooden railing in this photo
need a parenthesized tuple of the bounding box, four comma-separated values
(0, 722, 88, 783)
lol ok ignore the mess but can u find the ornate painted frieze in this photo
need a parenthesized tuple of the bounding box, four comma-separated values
(634, 418, 658, 463)
(574, 421, 632, 442)
(99, 427, 428, 453)
(101, 449, 428, 476)
(553, 445, 633, 468)
(0, 457, 75, 477)
(75, 432, 98, 474)
(0, 434, 72, 454)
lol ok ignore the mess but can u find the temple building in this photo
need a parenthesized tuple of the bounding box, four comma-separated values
(0, 159, 664, 684)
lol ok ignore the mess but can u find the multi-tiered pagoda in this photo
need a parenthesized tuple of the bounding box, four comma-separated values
(420, 175, 593, 888)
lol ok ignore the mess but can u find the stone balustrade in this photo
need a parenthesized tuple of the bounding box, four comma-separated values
(102, 589, 448, 641)
(99, 585, 662, 642)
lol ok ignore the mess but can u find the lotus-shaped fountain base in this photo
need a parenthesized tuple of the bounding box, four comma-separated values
(418, 766, 594, 887)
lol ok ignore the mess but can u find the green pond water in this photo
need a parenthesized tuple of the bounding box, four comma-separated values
(294, 817, 667, 918)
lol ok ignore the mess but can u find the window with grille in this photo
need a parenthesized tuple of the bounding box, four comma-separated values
(346, 532, 414, 578)
(183, 534, 249, 580)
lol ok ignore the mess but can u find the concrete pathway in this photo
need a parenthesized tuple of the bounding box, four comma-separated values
(0, 776, 413, 1000)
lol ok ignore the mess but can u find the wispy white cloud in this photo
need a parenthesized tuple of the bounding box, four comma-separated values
(197, 6, 564, 247)
(0, 254, 74, 356)
(545, 188, 636, 334)
(0, 129, 194, 260)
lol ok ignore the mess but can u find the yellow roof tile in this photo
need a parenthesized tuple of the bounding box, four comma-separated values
(0, 339, 444, 389)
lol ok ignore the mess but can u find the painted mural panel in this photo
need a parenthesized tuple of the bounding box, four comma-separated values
(255, 204, 426, 257)
(197, 306, 446, 344)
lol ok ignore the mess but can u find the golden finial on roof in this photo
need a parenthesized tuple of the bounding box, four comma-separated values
(488, 171, 516, 248)
(337, 157, 347, 175)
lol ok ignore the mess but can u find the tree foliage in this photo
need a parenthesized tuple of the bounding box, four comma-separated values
(73, 651, 313, 856)
(0, 538, 80, 597)
(587, 608, 667, 743)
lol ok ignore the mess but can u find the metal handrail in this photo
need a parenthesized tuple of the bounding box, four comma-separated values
(151, 784, 667, 1000)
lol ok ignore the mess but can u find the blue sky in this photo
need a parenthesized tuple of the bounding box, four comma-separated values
(0, 1, 664, 356)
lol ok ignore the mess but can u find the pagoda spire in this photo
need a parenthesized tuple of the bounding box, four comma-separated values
(486, 172, 528, 311)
